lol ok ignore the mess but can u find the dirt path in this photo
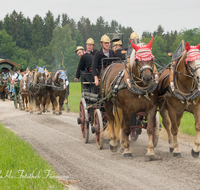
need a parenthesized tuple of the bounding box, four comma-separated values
(1, 100, 200, 190)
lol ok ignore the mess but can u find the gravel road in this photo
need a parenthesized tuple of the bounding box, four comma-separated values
(0, 100, 200, 190)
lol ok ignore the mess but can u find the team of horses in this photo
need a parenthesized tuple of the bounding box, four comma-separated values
(101, 38, 200, 161)
(10, 66, 70, 115)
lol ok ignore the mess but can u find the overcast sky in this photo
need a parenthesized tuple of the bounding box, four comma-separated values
(2, 0, 200, 38)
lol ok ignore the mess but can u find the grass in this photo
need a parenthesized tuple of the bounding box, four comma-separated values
(66, 82, 82, 113)
(0, 124, 64, 190)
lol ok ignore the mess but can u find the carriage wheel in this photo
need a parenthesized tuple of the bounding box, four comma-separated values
(94, 109, 104, 150)
(130, 129, 139, 141)
(79, 98, 89, 143)
(153, 112, 160, 147)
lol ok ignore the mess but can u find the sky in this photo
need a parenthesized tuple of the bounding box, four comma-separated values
(2, 0, 200, 38)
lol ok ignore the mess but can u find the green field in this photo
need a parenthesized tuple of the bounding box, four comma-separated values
(0, 124, 64, 190)
(67, 82, 196, 136)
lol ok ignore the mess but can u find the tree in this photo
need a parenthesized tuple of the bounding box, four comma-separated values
(43, 11, 55, 46)
(31, 14, 44, 51)
(0, 30, 16, 59)
(61, 13, 70, 27)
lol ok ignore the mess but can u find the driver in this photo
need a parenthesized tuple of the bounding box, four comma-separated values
(92, 34, 116, 86)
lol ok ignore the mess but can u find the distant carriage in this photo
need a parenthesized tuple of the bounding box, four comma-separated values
(0, 59, 20, 103)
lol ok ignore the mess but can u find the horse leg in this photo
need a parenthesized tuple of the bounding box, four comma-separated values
(145, 107, 162, 161)
(59, 95, 64, 114)
(42, 95, 46, 113)
(168, 109, 183, 157)
(121, 114, 133, 157)
(46, 93, 50, 112)
(104, 100, 118, 152)
(160, 108, 173, 152)
(29, 95, 33, 114)
(36, 96, 41, 115)
(192, 104, 200, 158)
(22, 95, 25, 110)
(25, 95, 29, 112)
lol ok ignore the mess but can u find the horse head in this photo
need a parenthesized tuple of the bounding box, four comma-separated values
(1, 74, 8, 86)
(185, 41, 200, 85)
(129, 37, 155, 85)
(36, 66, 47, 84)
(21, 73, 29, 91)
(56, 70, 67, 90)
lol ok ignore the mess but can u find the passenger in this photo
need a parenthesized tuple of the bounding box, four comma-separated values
(92, 34, 116, 86)
(74, 46, 93, 83)
(75, 46, 85, 58)
(86, 38, 98, 56)
(112, 40, 126, 60)
(127, 32, 140, 57)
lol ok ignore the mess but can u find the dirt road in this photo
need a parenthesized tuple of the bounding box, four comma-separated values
(1, 100, 200, 190)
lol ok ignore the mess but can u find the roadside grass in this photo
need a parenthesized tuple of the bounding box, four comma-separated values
(0, 124, 64, 190)
(65, 82, 82, 113)
(159, 112, 196, 136)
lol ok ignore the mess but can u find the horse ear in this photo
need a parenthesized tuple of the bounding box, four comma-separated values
(43, 66, 45, 70)
(36, 66, 39, 70)
(146, 37, 153, 50)
(196, 43, 200, 51)
(129, 40, 140, 52)
(185, 41, 191, 52)
(65, 70, 67, 74)
(58, 71, 61, 75)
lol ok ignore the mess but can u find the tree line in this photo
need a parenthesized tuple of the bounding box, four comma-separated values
(0, 10, 200, 81)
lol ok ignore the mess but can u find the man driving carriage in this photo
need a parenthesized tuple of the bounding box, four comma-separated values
(92, 34, 117, 86)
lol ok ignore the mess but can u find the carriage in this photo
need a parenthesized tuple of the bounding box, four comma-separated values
(77, 57, 160, 150)
(0, 59, 20, 104)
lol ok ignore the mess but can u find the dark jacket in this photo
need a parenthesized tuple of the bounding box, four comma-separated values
(90, 49, 98, 56)
(114, 48, 127, 60)
(92, 48, 116, 77)
(75, 53, 94, 79)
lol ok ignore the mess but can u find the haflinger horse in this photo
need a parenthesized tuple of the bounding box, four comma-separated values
(158, 41, 200, 158)
(19, 72, 29, 111)
(27, 66, 48, 114)
(48, 69, 67, 115)
(101, 37, 160, 161)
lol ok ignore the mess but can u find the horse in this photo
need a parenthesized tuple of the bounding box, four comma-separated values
(27, 66, 48, 114)
(47, 69, 67, 115)
(158, 41, 200, 158)
(101, 37, 160, 161)
(19, 72, 29, 111)
(0, 74, 8, 101)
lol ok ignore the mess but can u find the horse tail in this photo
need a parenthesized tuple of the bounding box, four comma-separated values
(105, 107, 123, 141)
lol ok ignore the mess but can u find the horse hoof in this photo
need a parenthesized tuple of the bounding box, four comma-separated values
(123, 153, 133, 158)
(25, 110, 29, 112)
(173, 152, 181, 158)
(37, 112, 42, 115)
(56, 113, 60, 115)
(59, 112, 62, 115)
(169, 148, 174, 153)
(67, 109, 70, 113)
(110, 144, 117, 152)
(30, 111, 33, 114)
(145, 155, 162, 162)
(191, 149, 199, 158)
(119, 148, 124, 153)
(47, 110, 50, 112)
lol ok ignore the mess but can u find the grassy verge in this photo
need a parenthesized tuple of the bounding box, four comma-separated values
(159, 112, 196, 136)
(0, 124, 64, 190)
(65, 82, 82, 113)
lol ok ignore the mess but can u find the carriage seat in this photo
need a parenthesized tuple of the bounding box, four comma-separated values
(172, 40, 185, 62)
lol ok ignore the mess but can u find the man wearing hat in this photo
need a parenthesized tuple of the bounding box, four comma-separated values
(86, 38, 98, 56)
(112, 40, 126, 60)
(127, 32, 140, 57)
(75, 46, 85, 58)
(92, 34, 116, 86)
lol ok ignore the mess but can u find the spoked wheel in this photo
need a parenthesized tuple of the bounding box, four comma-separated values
(153, 112, 160, 147)
(79, 98, 89, 143)
(94, 109, 104, 150)
(130, 128, 139, 141)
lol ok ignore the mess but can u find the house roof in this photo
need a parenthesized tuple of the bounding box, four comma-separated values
(0, 59, 20, 67)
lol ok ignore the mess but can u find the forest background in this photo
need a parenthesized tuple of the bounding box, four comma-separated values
(1, 10, 200, 81)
